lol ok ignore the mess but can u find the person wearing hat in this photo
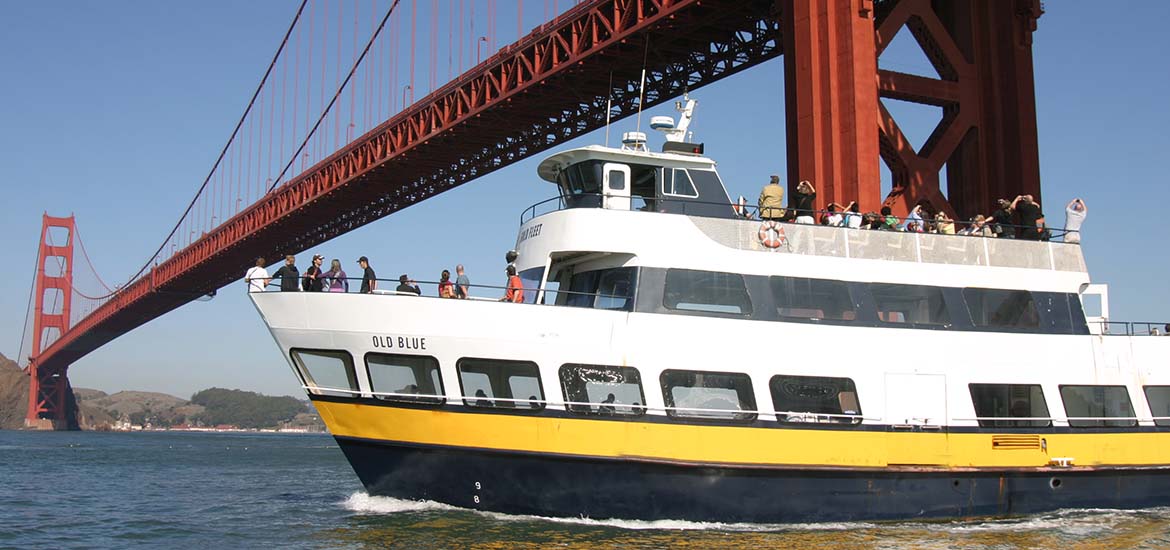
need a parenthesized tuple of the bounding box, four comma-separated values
(396, 274, 421, 296)
(500, 264, 525, 303)
(757, 174, 785, 221)
(302, 254, 325, 292)
(357, 256, 376, 293)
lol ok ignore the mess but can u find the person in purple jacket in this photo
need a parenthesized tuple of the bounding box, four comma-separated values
(322, 258, 349, 292)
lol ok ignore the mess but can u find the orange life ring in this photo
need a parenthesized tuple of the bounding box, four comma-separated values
(758, 221, 786, 249)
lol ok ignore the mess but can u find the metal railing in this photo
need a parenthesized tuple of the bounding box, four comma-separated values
(1088, 321, 1170, 337)
(248, 275, 630, 306)
(520, 192, 1080, 243)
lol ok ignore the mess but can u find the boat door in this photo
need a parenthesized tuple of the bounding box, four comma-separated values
(884, 373, 949, 465)
(603, 163, 631, 211)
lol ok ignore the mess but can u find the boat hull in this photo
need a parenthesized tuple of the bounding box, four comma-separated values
(335, 435, 1170, 523)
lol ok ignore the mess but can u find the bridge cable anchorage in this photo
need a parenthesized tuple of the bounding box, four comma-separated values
(268, 0, 403, 193)
(96, 1, 308, 293)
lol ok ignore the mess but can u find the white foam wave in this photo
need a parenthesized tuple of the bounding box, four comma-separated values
(919, 507, 1170, 535)
(482, 511, 874, 532)
(340, 492, 458, 514)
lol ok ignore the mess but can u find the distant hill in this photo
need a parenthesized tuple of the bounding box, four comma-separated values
(0, 352, 321, 431)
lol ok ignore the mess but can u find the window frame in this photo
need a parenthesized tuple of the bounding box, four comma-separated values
(289, 348, 359, 397)
(962, 287, 1041, 331)
(1059, 385, 1137, 428)
(769, 375, 863, 425)
(363, 352, 446, 405)
(456, 357, 546, 411)
(559, 364, 647, 417)
(661, 168, 699, 198)
(869, 282, 952, 328)
(659, 369, 757, 422)
(968, 383, 1052, 428)
(662, 268, 753, 317)
(769, 276, 859, 324)
(1143, 386, 1170, 427)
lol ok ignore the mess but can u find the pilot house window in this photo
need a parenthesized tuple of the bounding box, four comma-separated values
(559, 364, 646, 417)
(769, 375, 862, 424)
(660, 369, 757, 421)
(365, 353, 444, 404)
(457, 358, 545, 410)
(1144, 386, 1170, 427)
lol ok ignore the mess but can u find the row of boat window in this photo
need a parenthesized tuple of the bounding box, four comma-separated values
(290, 349, 1161, 427)
(546, 267, 1089, 335)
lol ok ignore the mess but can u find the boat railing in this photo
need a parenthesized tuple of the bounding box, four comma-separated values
(303, 385, 1170, 426)
(248, 276, 630, 305)
(1087, 320, 1170, 336)
(300, 385, 874, 422)
(520, 192, 1081, 242)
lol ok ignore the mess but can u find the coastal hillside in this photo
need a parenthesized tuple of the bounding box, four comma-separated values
(0, 352, 321, 431)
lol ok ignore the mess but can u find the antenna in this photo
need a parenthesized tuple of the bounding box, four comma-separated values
(634, 37, 650, 139)
(604, 72, 613, 147)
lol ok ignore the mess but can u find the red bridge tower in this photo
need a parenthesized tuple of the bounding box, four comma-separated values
(26, 214, 78, 430)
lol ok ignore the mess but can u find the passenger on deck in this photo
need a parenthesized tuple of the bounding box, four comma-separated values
(1064, 198, 1087, 244)
(792, 180, 817, 224)
(323, 259, 348, 293)
(501, 265, 525, 303)
(397, 275, 422, 295)
(474, 389, 493, 407)
(272, 255, 301, 292)
(990, 199, 1014, 238)
(528, 395, 541, 409)
(455, 264, 471, 299)
(1164, 324, 1170, 336)
(245, 257, 270, 293)
(438, 270, 456, 298)
(1012, 195, 1046, 240)
(357, 256, 376, 293)
(302, 254, 325, 292)
(824, 203, 844, 227)
(903, 204, 925, 232)
(843, 202, 863, 229)
(935, 212, 956, 235)
(879, 206, 899, 230)
(758, 175, 785, 221)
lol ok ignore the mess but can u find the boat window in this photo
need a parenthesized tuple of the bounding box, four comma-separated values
(968, 384, 1051, 428)
(517, 267, 544, 304)
(457, 358, 545, 410)
(963, 288, 1040, 330)
(769, 375, 862, 425)
(870, 283, 950, 326)
(660, 369, 757, 421)
(1143, 386, 1170, 427)
(559, 364, 646, 417)
(563, 267, 636, 311)
(663, 269, 752, 316)
(770, 276, 857, 322)
(1034, 292, 1089, 334)
(661, 168, 698, 198)
(290, 349, 358, 397)
(365, 353, 444, 404)
(556, 160, 603, 196)
(1060, 385, 1136, 427)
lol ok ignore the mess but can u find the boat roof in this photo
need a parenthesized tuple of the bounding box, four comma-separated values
(536, 145, 718, 184)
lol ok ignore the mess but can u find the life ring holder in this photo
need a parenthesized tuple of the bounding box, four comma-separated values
(758, 221, 788, 250)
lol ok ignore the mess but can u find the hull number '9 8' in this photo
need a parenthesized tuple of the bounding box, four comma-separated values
(372, 335, 427, 350)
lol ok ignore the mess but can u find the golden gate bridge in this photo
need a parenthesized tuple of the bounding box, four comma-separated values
(17, 0, 1044, 429)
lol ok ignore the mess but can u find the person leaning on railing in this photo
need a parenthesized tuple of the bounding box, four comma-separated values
(758, 174, 786, 221)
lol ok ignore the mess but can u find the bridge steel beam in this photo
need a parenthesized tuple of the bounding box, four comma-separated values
(35, 0, 783, 374)
(872, 0, 1044, 219)
(26, 214, 78, 430)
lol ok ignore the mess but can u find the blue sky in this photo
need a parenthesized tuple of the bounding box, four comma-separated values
(1, 1, 1167, 398)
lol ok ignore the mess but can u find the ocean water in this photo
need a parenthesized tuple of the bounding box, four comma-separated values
(2, 431, 1170, 549)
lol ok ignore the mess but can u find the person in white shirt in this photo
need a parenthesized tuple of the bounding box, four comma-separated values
(841, 201, 863, 229)
(903, 204, 925, 232)
(1064, 198, 1087, 243)
(245, 257, 270, 293)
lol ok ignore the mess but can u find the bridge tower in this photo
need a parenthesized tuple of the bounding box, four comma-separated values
(26, 214, 77, 430)
(782, 0, 1044, 219)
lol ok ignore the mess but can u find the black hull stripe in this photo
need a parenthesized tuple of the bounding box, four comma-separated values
(334, 436, 1170, 523)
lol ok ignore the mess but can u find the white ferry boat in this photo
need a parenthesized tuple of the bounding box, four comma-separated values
(250, 100, 1170, 522)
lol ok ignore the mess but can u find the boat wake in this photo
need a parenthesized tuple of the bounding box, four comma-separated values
(340, 492, 459, 514)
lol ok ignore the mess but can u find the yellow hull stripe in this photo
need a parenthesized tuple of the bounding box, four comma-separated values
(315, 401, 1170, 469)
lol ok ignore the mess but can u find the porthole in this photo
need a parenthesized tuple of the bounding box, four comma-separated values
(1049, 477, 1063, 489)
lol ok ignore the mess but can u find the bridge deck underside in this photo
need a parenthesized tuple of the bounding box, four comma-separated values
(38, 0, 782, 372)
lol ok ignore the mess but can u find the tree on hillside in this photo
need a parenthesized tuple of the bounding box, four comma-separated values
(190, 388, 308, 429)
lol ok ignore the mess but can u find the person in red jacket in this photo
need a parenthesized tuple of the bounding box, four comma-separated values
(500, 264, 525, 303)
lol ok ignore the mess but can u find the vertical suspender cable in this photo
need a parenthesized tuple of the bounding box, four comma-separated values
(335, 0, 342, 149)
(320, 0, 327, 160)
(306, 0, 314, 168)
(430, 0, 437, 92)
(410, 0, 416, 104)
(268, 0, 404, 193)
